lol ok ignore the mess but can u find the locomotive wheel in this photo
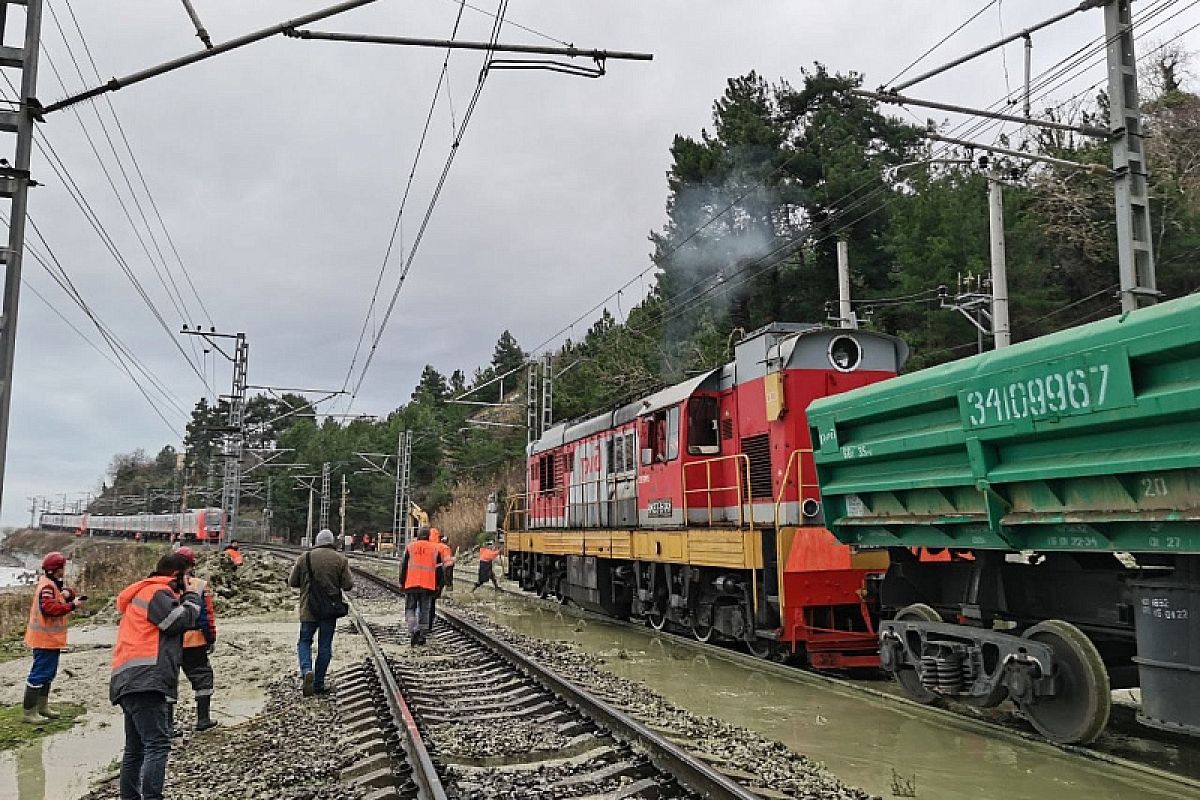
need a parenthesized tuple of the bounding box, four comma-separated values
(1020, 619, 1111, 745)
(647, 610, 668, 631)
(891, 603, 942, 705)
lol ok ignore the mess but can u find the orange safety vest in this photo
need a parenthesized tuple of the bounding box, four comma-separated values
(182, 577, 210, 649)
(24, 576, 68, 649)
(112, 576, 177, 675)
(480, 546, 500, 563)
(404, 540, 439, 591)
(436, 541, 454, 567)
(224, 548, 244, 566)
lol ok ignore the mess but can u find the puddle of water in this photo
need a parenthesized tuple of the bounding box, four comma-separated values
(457, 591, 1198, 800)
(0, 566, 37, 589)
(0, 711, 124, 800)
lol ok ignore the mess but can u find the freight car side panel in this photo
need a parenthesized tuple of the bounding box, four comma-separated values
(809, 295, 1200, 553)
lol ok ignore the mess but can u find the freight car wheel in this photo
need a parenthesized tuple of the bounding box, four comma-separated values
(1020, 619, 1111, 745)
(892, 603, 942, 705)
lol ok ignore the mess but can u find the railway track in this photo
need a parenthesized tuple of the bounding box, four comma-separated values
(261, 544, 771, 800)
(322, 547, 1200, 796)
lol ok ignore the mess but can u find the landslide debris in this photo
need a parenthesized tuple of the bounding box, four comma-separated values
(198, 550, 296, 617)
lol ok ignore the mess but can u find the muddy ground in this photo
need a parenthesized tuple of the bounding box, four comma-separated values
(0, 546, 381, 800)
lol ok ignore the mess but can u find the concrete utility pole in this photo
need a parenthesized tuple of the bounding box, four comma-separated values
(836, 239, 857, 329)
(1105, 0, 1157, 312)
(305, 486, 314, 546)
(987, 177, 1011, 348)
(0, 0, 44, 518)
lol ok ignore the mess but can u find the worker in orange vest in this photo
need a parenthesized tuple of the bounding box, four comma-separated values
(223, 540, 244, 568)
(471, 540, 502, 592)
(22, 551, 84, 724)
(110, 553, 201, 800)
(426, 528, 455, 634)
(174, 547, 219, 734)
(398, 526, 444, 646)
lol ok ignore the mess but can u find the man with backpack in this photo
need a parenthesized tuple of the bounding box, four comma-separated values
(288, 529, 353, 697)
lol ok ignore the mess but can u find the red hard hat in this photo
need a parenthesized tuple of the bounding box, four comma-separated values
(41, 552, 66, 572)
(177, 546, 196, 564)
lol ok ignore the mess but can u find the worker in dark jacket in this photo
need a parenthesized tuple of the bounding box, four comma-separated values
(22, 551, 84, 724)
(288, 529, 353, 696)
(173, 546, 219, 734)
(110, 553, 201, 800)
(399, 526, 443, 646)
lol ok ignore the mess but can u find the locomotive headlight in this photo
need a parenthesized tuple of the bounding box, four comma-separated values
(828, 335, 862, 372)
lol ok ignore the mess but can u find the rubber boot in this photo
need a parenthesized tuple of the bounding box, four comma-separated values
(36, 683, 61, 720)
(22, 686, 48, 724)
(194, 696, 219, 732)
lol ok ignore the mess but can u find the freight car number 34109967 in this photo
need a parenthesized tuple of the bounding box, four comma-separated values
(959, 346, 1135, 429)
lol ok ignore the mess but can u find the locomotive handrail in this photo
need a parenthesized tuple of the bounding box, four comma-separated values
(503, 493, 529, 533)
(681, 453, 754, 532)
(773, 448, 815, 532)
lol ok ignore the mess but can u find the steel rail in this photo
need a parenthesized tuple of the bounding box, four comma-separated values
(346, 561, 761, 800)
(351, 599, 448, 800)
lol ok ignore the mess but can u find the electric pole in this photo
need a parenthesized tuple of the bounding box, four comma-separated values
(319, 461, 331, 531)
(183, 328, 248, 544)
(835, 239, 858, 329)
(396, 430, 413, 549)
(988, 175, 1011, 348)
(339, 473, 347, 543)
(1105, 0, 1157, 312)
(0, 0, 44, 517)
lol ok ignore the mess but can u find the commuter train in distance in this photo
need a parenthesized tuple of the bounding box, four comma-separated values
(39, 507, 226, 542)
(504, 321, 909, 669)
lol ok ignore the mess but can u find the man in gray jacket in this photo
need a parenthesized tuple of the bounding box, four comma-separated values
(288, 529, 353, 696)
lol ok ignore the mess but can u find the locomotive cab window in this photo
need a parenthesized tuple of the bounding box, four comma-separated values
(645, 406, 681, 464)
(538, 453, 557, 492)
(687, 396, 720, 456)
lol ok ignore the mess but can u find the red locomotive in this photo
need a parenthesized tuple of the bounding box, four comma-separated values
(506, 322, 908, 666)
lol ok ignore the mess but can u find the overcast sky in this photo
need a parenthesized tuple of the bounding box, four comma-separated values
(6, 0, 1199, 525)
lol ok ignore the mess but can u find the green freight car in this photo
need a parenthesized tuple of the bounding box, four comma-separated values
(807, 293, 1200, 745)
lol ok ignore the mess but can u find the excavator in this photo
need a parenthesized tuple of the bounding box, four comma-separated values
(377, 501, 429, 555)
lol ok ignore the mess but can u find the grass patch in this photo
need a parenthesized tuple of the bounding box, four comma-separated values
(0, 701, 86, 750)
(0, 632, 25, 665)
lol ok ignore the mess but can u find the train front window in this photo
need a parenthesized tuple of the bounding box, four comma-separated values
(687, 397, 720, 456)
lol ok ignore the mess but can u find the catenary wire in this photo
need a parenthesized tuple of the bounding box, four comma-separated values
(60, 0, 215, 325)
(345, 0, 509, 405)
(340, 1, 469, 400)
